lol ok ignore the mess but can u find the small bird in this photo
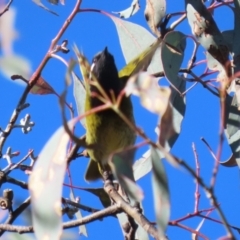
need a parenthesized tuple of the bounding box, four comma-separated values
(84, 47, 136, 181)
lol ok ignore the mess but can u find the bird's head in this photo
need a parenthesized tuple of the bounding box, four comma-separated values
(90, 47, 120, 94)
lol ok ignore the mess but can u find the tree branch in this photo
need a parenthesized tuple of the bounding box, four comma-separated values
(0, 0, 13, 17)
(0, 204, 120, 234)
(0, 0, 82, 156)
(103, 176, 161, 240)
(0, 197, 31, 236)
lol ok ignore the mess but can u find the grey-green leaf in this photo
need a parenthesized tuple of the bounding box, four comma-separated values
(29, 121, 74, 240)
(109, 15, 162, 74)
(151, 146, 170, 237)
(113, 0, 140, 19)
(69, 189, 87, 236)
(144, 0, 166, 37)
(223, 94, 240, 167)
(161, 31, 186, 89)
(32, 0, 58, 15)
(72, 72, 86, 128)
(0, 55, 31, 82)
(133, 77, 185, 180)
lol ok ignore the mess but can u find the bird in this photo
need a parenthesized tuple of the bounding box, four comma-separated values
(84, 47, 136, 181)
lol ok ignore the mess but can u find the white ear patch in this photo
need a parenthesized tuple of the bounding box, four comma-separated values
(89, 62, 95, 79)
(90, 62, 95, 72)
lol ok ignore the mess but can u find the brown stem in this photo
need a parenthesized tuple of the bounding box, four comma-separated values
(0, 0, 82, 156)
(0, 197, 30, 236)
(0, 204, 120, 234)
(104, 177, 162, 240)
(0, 0, 13, 17)
(177, 158, 235, 239)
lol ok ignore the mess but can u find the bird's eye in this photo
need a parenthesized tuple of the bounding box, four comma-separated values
(92, 54, 101, 64)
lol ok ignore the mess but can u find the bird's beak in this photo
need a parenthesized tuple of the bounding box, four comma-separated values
(103, 47, 108, 55)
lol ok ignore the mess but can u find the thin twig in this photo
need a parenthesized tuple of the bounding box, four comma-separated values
(62, 198, 99, 213)
(211, 87, 226, 189)
(177, 158, 235, 239)
(169, 222, 208, 240)
(104, 176, 161, 240)
(0, 0, 13, 17)
(188, 70, 220, 97)
(0, 204, 120, 234)
(0, 196, 31, 236)
(198, 214, 240, 232)
(5, 176, 28, 190)
(0, 0, 83, 156)
(4, 150, 33, 174)
(170, 206, 216, 223)
(201, 137, 218, 162)
(192, 143, 200, 213)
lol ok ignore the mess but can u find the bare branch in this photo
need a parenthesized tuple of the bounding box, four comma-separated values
(0, 0, 13, 17)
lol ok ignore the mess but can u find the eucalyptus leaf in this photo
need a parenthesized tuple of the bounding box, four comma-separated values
(110, 149, 143, 202)
(69, 189, 87, 236)
(232, 1, 240, 107)
(222, 94, 240, 167)
(119, 39, 161, 78)
(29, 120, 74, 240)
(0, 55, 31, 82)
(222, 30, 234, 54)
(72, 72, 86, 128)
(151, 147, 170, 237)
(32, 0, 58, 15)
(113, 0, 140, 19)
(133, 77, 186, 180)
(185, 0, 230, 77)
(109, 15, 162, 74)
(161, 31, 186, 89)
(144, 0, 166, 37)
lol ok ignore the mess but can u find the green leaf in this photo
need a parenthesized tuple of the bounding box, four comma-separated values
(185, 0, 230, 77)
(222, 94, 240, 167)
(72, 72, 86, 127)
(73, 45, 91, 93)
(113, 0, 140, 19)
(133, 77, 185, 180)
(0, 7, 18, 56)
(3, 233, 35, 240)
(233, 0, 240, 56)
(144, 0, 166, 37)
(0, 55, 31, 82)
(32, 0, 58, 15)
(151, 147, 170, 237)
(110, 149, 144, 202)
(222, 30, 234, 54)
(108, 15, 162, 74)
(161, 31, 186, 89)
(232, 1, 240, 107)
(29, 120, 74, 240)
(119, 39, 161, 78)
(167, 77, 186, 147)
(133, 149, 152, 181)
(48, 0, 59, 4)
(79, 187, 111, 208)
(125, 72, 171, 115)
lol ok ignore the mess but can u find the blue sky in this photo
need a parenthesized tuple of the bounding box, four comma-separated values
(0, 1, 239, 239)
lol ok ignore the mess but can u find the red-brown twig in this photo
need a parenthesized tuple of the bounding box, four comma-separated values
(0, 0, 82, 156)
(192, 143, 200, 213)
(0, 0, 13, 17)
(169, 222, 208, 240)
